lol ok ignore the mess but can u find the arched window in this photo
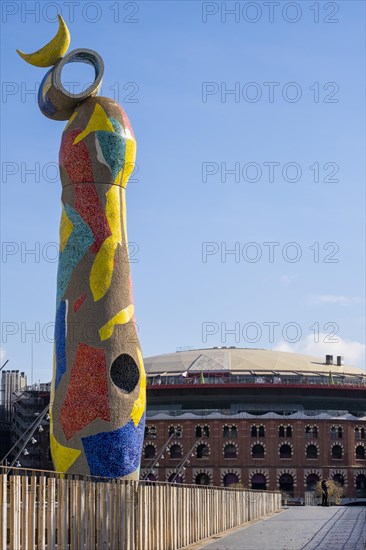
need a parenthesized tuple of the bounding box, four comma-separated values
(306, 473, 319, 491)
(223, 425, 236, 438)
(332, 473, 345, 486)
(169, 425, 182, 438)
(224, 444, 237, 459)
(196, 426, 202, 437)
(355, 474, 366, 497)
(355, 427, 360, 439)
(306, 444, 318, 459)
(197, 444, 209, 459)
(356, 445, 365, 460)
(279, 444, 292, 459)
(251, 426, 257, 437)
(146, 473, 157, 481)
(286, 426, 292, 437)
(279, 473, 294, 496)
(195, 473, 210, 486)
(223, 426, 230, 438)
(258, 425, 265, 437)
(305, 425, 318, 439)
(203, 425, 210, 437)
(361, 428, 365, 439)
(144, 444, 156, 459)
(252, 444, 265, 459)
(168, 473, 183, 484)
(145, 425, 157, 438)
(223, 473, 239, 487)
(251, 473, 267, 490)
(170, 444, 182, 459)
(331, 445, 342, 459)
(279, 426, 285, 437)
(331, 426, 342, 440)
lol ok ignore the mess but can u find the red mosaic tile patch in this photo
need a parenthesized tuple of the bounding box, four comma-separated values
(59, 129, 94, 183)
(61, 342, 111, 440)
(73, 292, 88, 312)
(74, 183, 111, 253)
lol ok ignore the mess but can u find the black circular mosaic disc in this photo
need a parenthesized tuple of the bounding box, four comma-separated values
(110, 353, 139, 393)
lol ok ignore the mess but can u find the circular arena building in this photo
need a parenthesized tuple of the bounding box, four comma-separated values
(141, 348, 366, 501)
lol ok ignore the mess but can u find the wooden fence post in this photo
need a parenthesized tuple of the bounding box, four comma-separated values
(37, 476, 46, 550)
(0, 475, 7, 550)
(46, 477, 56, 550)
(0, 469, 282, 550)
(9, 475, 20, 550)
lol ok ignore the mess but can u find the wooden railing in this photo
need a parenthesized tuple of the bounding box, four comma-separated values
(0, 467, 281, 550)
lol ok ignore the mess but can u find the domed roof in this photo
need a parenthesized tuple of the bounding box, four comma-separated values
(144, 348, 364, 378)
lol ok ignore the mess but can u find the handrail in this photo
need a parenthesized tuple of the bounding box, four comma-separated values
(0, 403, 50, 469)
(147, 375, 366, 387)
(0, 464, 281, 493)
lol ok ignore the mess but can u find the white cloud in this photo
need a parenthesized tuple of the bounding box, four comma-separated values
(274, 333, 366, 371)
(280, 274, 297, 286)
(308, 295, 364, 306)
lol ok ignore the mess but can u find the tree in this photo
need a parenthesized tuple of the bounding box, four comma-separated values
(315, 479, 344, 505)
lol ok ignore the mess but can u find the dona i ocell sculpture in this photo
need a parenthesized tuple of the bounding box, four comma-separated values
(17, 16, 146, 478)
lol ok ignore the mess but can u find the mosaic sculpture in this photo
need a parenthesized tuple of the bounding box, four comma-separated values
(17, 16, 146, 478)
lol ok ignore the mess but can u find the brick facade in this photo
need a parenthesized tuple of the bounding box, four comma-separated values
(141, 419, 366, 498)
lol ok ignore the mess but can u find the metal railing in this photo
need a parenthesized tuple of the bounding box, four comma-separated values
(147, 372, 365, 387)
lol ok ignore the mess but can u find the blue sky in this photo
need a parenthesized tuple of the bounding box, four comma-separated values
(1, 0, 365, 382)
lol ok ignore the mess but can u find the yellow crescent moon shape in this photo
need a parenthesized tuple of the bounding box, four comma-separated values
(16, 15, 70, 68)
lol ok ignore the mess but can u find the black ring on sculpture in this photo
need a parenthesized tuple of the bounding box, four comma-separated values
(52, 48, 104, 101)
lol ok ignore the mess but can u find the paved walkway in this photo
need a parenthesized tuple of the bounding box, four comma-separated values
(199, 507, 366, 550)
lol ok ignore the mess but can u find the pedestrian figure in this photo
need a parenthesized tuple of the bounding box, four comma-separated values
(321, 479, 328, 506)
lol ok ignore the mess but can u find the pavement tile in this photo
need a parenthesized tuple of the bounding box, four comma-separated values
(200, 506, 366, 550)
